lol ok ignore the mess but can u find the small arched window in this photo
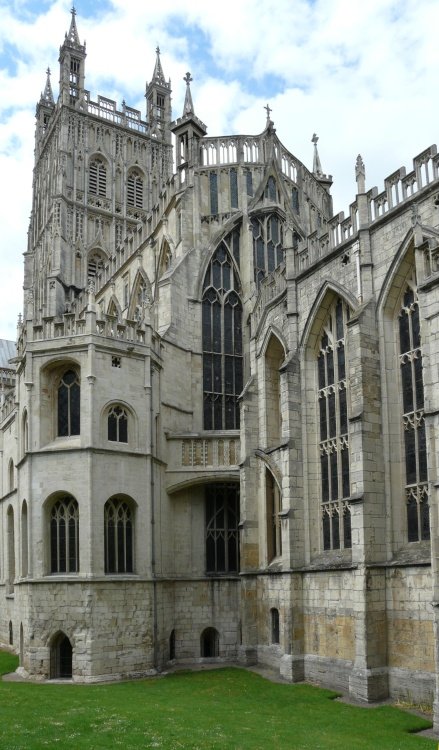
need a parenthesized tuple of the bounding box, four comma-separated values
(89, 157, 107, 197)
(108, 405, 128, 443)
(270, 608, 280, 644)
(50, 496, 79, 573)
(127, 170, 144, 208)
(58, 369, 80, 437)
(104, 498, 134, 573)
(8, 459, 14, 493)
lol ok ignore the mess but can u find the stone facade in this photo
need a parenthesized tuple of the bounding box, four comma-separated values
(2, 8, 439, 730)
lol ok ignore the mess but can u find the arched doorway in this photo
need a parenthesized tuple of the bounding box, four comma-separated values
(50, 633, 73, 678)
(200, 627, 219, 658)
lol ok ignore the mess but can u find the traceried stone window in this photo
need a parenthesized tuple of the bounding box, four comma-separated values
(57, 369, 80, 437)
(266, 469, 282, 562)
(89, 157, 107, 197)
(399, 281, 430, 542)
(107, 405, 128, 443)
(50, 496, 79, 573)
(318, 298, 351, 551)
(127, 170, 143, 208)
(104, 498, 134, 573)
(205, 484, 239, 574)
(202, 235, 243, 430)
(251, 214, 283, 287)
(87, 250, 105, 280)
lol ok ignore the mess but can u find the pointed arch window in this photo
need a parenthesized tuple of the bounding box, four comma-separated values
(251, 214, 284, 287)
(104, 498, 134, 573)
(58, 369, 80, 436)
(50, 496, 79, 573)
(127, 170, 144, 208)
(266, 469, 282, 562)
(87, 250, 105, 281)
(205, 484, 239, 574)
(108, 405, 128, 443)
(399, 281, 429, 542)
(202, 234, 243, 430)
(318, 298, 351, 551)
(89, 158, 107, 197)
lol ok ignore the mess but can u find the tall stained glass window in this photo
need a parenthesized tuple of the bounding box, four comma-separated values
(202, 231, 242, 430)
(205, 484, 239, 573)
(317, 298, 351, 550)
(399, 280, 429, 542)
(251, 214, 284, 287)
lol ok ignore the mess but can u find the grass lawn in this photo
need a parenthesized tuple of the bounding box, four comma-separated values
(0, 651, 436, 749)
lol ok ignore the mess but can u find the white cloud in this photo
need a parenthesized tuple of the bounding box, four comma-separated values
(0, 0, 438, 338)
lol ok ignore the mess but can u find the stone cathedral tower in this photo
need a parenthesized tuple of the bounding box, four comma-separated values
(3, 9, 439, 733)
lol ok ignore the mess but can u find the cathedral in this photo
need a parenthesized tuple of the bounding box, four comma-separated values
(2, 8, 439, 727)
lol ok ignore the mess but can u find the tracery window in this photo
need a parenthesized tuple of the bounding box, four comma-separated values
(205, 484, 239, 574)
(87, 250, 105, 280)
(50, 496, 79, 573)
(317, 298, 351, 550)
(108, 405, 128, 443)
(104, 498, 134, 573)
(266, 469, 282, 562)
(202, 234, 243, 430)
(89, 158, 107, 197)
(58, 369, 80, 437)
(399, 281, 429, 542)
(127, 170, 143, 208)
(251, 214, 284, 286)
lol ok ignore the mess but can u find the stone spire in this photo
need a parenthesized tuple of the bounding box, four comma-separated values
(66, 6, 81, 46)
(312, 133, 323, 177)
(151, 46, 167, 87)
(183, 72, 194, 116)
(41, 68, 54, 105)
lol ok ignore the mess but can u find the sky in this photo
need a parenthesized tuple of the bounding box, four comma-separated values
(0, 0, 438, 340)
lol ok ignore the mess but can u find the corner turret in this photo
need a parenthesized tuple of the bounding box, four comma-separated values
(171, 72, 207, 181)
(35, 68, 55, 148)
(58, 7, 86, 107)
(145, 47, 172, 143)
(311, 133, 333, 194)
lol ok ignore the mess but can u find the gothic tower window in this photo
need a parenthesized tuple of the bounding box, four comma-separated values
(318, 298, 351, 551)
(89, 157, 107, 197)
(50, 496, 79, 573)
(57, 369, 80, 437)
(205, 484, 239, 574)
(399, 282, 429, 541)
(108, 405, 128, 443)
(202, 238, 243, 430)
(127, 170, 143, 208)
(87, 250, 105, 281)
(104, 498, 134, 573)
(251, 214, 284, 287)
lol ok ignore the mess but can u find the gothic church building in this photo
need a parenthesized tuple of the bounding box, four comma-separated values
(2, 9, 439, 726)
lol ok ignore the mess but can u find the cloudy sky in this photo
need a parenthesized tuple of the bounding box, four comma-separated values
(0, 0, 438, 340)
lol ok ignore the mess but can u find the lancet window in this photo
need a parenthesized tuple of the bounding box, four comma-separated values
(127, 170, 143, 208)
(108, 405, 128, 443)
(50, 496, 79, 573)
(399, 280, 429, 541)
(202, 234, 243, 430)
(205, 484, 239, 574)
(104, 498, 134, 573)
(251, 214, 284, 286)
(317, 298, 351, 550)
(266, 469, 282, 562)
(58, 369, 80, 437)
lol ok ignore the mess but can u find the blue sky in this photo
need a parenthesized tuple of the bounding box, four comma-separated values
(0, 0, 438, 339)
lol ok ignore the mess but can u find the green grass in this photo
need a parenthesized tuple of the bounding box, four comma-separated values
(0, 652, 436, 749)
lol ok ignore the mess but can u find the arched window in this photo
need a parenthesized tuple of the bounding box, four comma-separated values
(205, 484, 239, 574)
(58, 369, 80, 437)
(202, 237, 243, 430)
(104, 498, 134, 573)
(265, 176, 277, 202)
(399, 281, 429, 542)
(127, 170, 143, 208)
(270, 608, 280, 644)
(22, 410, 29, 455)
(251, 214, 284, 287)
(107, 405, 128, 443)
(87, 250, 105, 280)
(50, 496, 79, 573)
(7, 506, 15, 593)
(89, 157, 107, 197)
(317, 298, 351, 551)
(265, 335, 284, 446)
(200, 627, 219, 657)
(266, 469, 282, 562)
